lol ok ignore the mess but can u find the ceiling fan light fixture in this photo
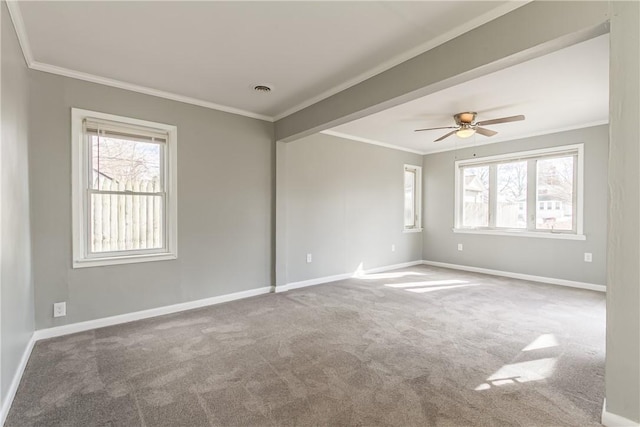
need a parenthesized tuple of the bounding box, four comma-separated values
(456, 128, 476, 138)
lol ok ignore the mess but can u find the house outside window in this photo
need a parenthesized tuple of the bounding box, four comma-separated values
(454, 144, 584, 240)
(71, 109, 178, 267)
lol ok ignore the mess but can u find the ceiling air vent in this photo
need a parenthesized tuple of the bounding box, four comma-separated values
(253, 85, 272, 93)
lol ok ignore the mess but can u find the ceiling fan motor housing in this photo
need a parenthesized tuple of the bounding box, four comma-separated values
(454, 112, 477, 125)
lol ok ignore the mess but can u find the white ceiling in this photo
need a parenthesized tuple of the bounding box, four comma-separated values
(11, 1, 608, 148)
(13, 1, 525, 121)
(328, 34, 610, 154)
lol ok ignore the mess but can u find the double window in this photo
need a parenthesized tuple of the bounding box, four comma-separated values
(404, 164, 423, 232)
(72, 109, 178, 267)
(454, 144, 584, 239)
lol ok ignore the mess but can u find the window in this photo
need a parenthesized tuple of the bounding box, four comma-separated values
(462, 166, 489, 227)
(72, 109, 178, 267)
(454, 144, 584, 239)
(404, 164, 422, 232)
(496, 161, 527, 229)
(536, 156, 574, 231)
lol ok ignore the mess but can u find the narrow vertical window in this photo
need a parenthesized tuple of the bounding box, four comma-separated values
(72, 109, 178, 267)
(404, 165, 422, 231)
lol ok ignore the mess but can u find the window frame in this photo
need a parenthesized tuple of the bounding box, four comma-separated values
(403, 164, 423, 233)
(71, 108, 178, 268)
(453, 144, 585, 240)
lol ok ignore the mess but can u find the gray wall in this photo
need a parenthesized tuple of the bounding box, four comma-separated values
(8, 0, 640, 421)
(422, 125, 608, 285)
(284, 133, 422, 283)
(273, 0, 640, 420)
(606, 0, 640, 421)
(1, 0, 35, 406)
(29, 71, 274, 330)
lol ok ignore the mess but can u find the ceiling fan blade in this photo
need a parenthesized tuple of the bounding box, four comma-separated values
(476, 114, 525, 126)
(414, 126, 458, 132)
(434, 130, 457, 142)
(475, 127, 498, 137)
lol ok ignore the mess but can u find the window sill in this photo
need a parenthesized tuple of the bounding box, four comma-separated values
(452, 228, 586, 240)
(403, 228, 423, 233)
(73, 252, 177, 269)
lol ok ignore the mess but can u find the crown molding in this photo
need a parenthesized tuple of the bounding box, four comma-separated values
(6, 0, 33, 65)
(6, 0, 605, 154)
(7, 0, 530, 125)
(324, 120, 609, 157)
(320, 130, 426, 155)
(5, 1, 274, 122)
(272, 1, 531, 121)
(29, 61, 274, 121)
(421, 120, 610, 155)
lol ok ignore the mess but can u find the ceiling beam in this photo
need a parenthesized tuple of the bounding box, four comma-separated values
(274, 1, 609, 143)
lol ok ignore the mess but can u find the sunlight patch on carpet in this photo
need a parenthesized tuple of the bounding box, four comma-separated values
(475, 357, 557, 391)
(357, 271, 427, 280)
(405, 283, 480, 293)
(385, 279, 468, 289)
(522, 334, 558, 352)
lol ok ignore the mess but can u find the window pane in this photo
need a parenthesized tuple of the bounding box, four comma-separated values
(536, 156, 574, 231)
(496, 161, 527, 228)
(92, 135, 161, 191)
(404, 170, 416, 227)
(90, 194, 163, 253)
(462, 166, 489, 227)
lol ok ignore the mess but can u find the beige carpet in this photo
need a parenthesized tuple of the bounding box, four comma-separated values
(6, 265, 605, 426)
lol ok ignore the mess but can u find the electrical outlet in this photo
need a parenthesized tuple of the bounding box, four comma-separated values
(391, 244, 395, 252)
(584, 252, 593, 263)
(458, 243, 463, 251)
(53, 302, 66, 318)
(306, 253, 312, 263)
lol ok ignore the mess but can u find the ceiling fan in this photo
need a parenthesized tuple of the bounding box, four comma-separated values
(414, 112, 525, 142)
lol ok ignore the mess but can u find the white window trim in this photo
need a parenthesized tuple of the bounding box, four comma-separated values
(453, 144, 584, 240)
(452, 228, 586, 240)
(404, 164, 423, 233)
(71, 108, 178, 268)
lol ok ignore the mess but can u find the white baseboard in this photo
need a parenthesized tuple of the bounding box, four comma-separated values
(1, 334, 36, 427)
(361, 260, 424, 275)
(276, 260, 424, 293)
(1, 264, 603, 426)
(602, 399, 640, 426)
(276, 273, 353, 293)
(2, 286, 271, 425)
(34, 286, 272, 341)
(422, 260, 606, 292)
